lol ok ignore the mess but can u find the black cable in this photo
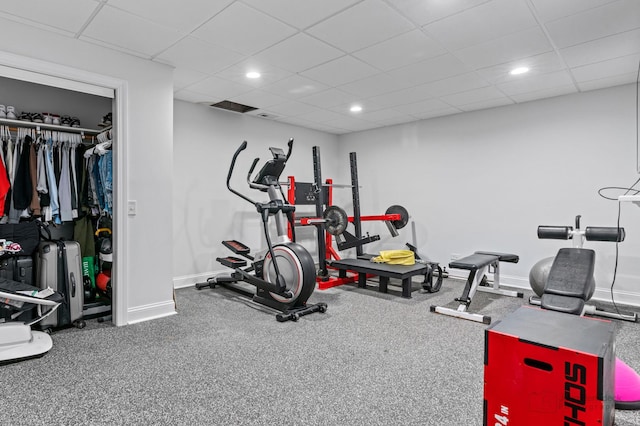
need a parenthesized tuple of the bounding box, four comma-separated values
(610, 201, 622, 317)
(597, 186, 640, 201)
(597, 174, 640, 317)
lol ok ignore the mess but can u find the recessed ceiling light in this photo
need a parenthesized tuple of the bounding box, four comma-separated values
(246, 71, 261, 79)
(510, 67, 529, 75)
(350, 105, 363, 113)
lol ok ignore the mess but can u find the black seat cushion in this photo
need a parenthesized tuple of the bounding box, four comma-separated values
(543, 247, 595, 301)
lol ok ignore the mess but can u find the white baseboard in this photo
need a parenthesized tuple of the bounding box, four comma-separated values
(446, 270, 640, 308)
(127, 300, 177, 324)
(173, 271, 220, 289)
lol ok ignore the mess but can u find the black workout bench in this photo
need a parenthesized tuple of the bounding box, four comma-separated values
(327, 258, 429, 298)
(430, 251, 522, 324)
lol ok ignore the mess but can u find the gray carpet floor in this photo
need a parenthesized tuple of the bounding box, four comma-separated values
(2, 277, 640, 426)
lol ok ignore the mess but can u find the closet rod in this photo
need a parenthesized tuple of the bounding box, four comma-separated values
(0, 117, 102, 136)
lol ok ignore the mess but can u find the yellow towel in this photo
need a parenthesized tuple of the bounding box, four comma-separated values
(371, 250, 415, 265)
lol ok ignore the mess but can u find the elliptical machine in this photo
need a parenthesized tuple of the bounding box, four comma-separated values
(196, 139, 327, 322)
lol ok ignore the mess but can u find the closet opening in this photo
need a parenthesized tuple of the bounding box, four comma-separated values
(0, 58, 126, 326)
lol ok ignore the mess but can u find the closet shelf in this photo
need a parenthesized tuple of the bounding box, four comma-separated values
(0, 117, 104, 135)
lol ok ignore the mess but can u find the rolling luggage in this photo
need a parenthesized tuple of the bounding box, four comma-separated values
(36, 240, 85, 329)
(0, 255, 35, 285)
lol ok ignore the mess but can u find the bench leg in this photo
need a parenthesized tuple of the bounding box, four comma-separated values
(379, 276, 389, 294)
(430, 267, 492, 324)
(477, 261, 523, 299)
(358, 273, 367, 289)
(401, 277, 411, 298)
(430, 305, 491, 324)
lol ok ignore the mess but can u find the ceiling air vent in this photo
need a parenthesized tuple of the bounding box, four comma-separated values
(209, 100, 258, 113)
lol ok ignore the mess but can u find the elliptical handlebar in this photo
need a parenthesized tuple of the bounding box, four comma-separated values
(226, 139, 296, 209)
(285, 137, 294, 161)
(227, 141, 257, 206)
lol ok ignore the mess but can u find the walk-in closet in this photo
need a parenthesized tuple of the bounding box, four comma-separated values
(0, 76, 114, 325)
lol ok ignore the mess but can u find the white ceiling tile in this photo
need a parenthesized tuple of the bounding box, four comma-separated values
(215, 59, 292, 87)
(453, 27, 553, 70)
(441, 87, 509, 106)
(154, 36, 245, 74)
(412, 108, 462, 120)
(393, 98, 453, 115)
(172, 68, 208, 91)
(544, 0, 640, 48)
(296, 108, 346, 124)
(530, 0, 621, 23)
(275, 115, 323, 128)
(262, 75, 329, 99)
(423, 0, 538, 51)
(322, 115, 377, 132)
(73, 35, 149, 59)
(577, 72, 638, 91)
(510, 85, 578, 103)
(0, 0, 99, 34)
(387, 54, 471, 86)
(338, 73, 412, 98)
(185, 75, 253, 99)
(266, 100, 324, 117)
(328, 98, 387, 115)
(367, 85, 436, 109)
(417, 73, 490, 98)
(353, 29, 447, 71)
(298, 89, 360, 109)
(570, 54, 640, 82)
(476, 52, 566, 84)
(82, 5, 183, 57)
(560, 29, 640, 68)
(242, 0, 360, 30)
(389, 0, 492, 26)
(107, 0, 233, 31)
(300, 56, 379, 87)
(191, 2, 297, 55)
(229, 89, 289, 109)
(497, 70, 576, 96)
(174, 89, 222, 104)
(374, 115, 419, 127)
(254, 33, 344, 73)
(306, 0, 414, 53)
(356, 107, 408, 123)
(456, 97, 514, 112)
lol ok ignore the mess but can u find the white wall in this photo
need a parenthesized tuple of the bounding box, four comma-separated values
(337, 84, 640, 306)
(0, 17, 176, 324)
(172, 100, 339, 287)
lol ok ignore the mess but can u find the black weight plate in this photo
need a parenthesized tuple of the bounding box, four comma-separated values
(385, 205, 409, 229)
(323, 205, 348, 236)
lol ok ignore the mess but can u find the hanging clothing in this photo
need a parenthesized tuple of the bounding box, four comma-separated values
(58, 145, 73, 222)
(44, 138, 61, 225)
(98, 150, 112, 216)
(29, 141, 41, 216)
(0, 154, 10, 214)
(12, 135, 33, 211)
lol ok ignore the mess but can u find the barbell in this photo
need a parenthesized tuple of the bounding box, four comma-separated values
(299, 204, 410, 236)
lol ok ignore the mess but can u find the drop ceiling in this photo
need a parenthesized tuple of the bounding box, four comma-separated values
(1, 0, 639, 134)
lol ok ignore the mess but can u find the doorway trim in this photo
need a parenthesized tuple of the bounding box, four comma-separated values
(0, 50, 129, 326)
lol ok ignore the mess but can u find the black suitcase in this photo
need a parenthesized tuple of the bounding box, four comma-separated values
(0, 255, 35, 285)
(36, 240, 86, 329)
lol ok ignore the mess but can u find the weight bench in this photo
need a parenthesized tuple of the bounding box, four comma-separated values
(430, 251, 522, 324)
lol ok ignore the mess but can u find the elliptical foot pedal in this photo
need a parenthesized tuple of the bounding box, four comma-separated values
(216, 256, 247, 268)
(276, 303, 328, 322)
(222, 240, 251, 255)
